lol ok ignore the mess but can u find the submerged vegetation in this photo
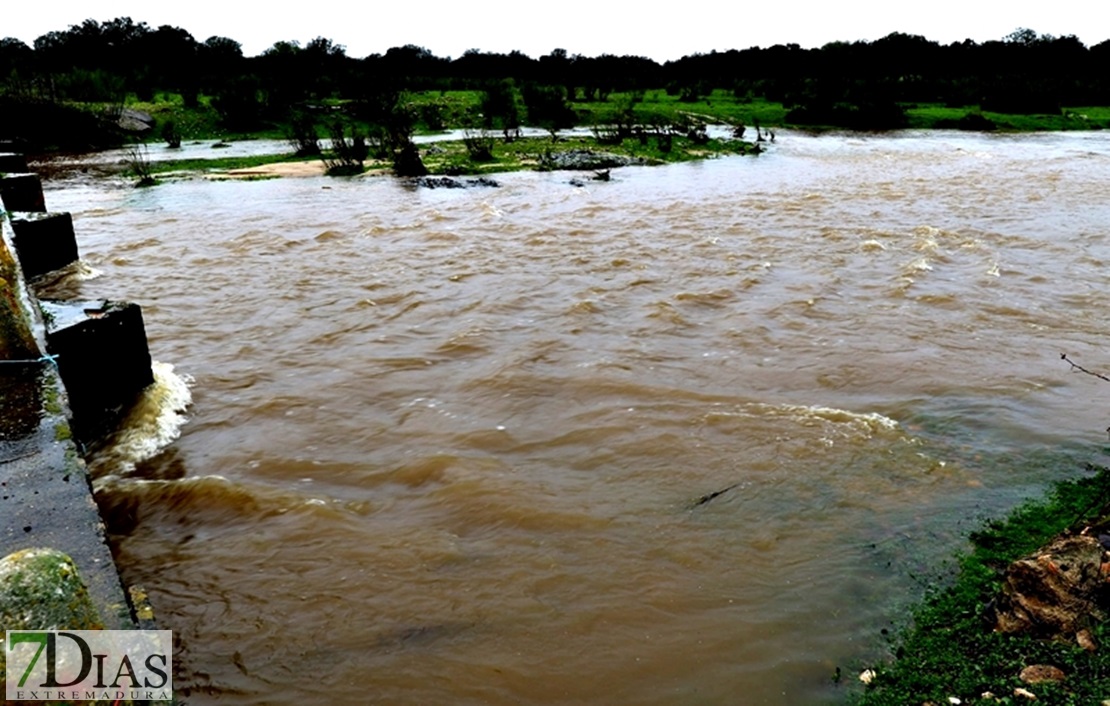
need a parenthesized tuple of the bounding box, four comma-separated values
(321, 119, 369, 176)
(124, 143, 156, 186)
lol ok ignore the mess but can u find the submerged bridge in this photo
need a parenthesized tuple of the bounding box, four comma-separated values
(1, 149, 158, 636)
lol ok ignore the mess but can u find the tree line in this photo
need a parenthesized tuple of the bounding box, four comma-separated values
(2, 18, 1110, 146)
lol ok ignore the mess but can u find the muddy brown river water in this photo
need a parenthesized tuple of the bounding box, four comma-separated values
(34, 130, 1110, 704)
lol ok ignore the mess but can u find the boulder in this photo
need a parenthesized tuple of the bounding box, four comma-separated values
(992, 533, 1105, 638)
(0, 547, 104, 631)
(1078, 628, 1099, 651)
(0, 548, 105, 686)
(540, 149, 644, 171)
(410, 176, 500, 190)
(1019, 664, 1065, 684)
(116, 108, 155, 134)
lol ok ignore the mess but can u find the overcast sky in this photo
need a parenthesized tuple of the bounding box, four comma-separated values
(5, 0, 1108, 60)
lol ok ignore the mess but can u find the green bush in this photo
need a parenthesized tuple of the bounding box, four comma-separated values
(323, 119, 368, 175)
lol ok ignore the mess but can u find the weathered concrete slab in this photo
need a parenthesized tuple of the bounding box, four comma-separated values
(9, 211, 79, 279)
(42, 300, 155, 445)
(0, 173, 46, 212)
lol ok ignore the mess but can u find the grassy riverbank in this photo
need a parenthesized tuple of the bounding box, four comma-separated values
(903, 104, 1110, 131)
(20, 88, 1109, 181)
(854, 462, 1110, 706)
(111, 90, 1110, 144)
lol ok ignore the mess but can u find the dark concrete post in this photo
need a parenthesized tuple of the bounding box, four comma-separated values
(42, 300, 155, 444)
(9, 212, 80, 278)
(0, 173, 47, 213)
(0, 153, 30, 173)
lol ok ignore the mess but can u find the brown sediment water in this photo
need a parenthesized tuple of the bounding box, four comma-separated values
(34, 130, 1110, 704)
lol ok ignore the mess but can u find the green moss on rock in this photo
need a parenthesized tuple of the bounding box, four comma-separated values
(1, 549, 105, 687)
(54, 421, 72, 442)
(0, 548, 104, 632)
(0, 219, 39, 360)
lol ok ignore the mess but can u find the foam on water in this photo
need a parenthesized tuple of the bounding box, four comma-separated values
(28, 261, 103, 301)
(96, 473, 370, 525)
(88, 361, 194, 480)
(769, 403, 900, 432)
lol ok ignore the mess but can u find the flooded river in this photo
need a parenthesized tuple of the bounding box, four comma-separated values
(36, 130, 1110, 704)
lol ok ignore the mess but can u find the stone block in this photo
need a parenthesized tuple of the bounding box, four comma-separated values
(0, 173, 46, 212)
(42, 300, 155, 444)
(9, 211, 79, 278)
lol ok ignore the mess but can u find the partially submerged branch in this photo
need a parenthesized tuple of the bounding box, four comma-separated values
(690, 482, 742, 509)
(1061, 353, 1110, 383)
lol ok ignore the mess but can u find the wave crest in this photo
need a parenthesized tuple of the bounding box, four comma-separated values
(87, 361, 194, 478)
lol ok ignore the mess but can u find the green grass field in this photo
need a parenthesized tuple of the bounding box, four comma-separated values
(101, 89, 1110, 183)
(905, 103, 1110, 131)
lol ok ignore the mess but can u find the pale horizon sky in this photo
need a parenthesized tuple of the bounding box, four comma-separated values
(5, 1, 1109, 61)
